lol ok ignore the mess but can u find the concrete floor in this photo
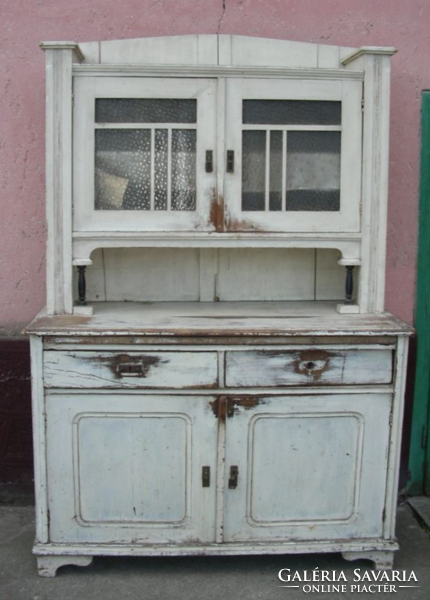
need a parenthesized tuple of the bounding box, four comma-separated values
(1, 504, 430, 600)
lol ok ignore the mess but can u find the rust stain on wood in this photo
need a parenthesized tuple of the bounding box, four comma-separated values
(209, 192, 224, 232)
(88, 353, 167, 379)
(224, 214, 263, 233)
(230, 396, 262, 411)
(293, 349, 332, 380)
(209, 395, 265, 418)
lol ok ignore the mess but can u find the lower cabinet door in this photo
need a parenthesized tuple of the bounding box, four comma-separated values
(223, 394, 391, 543)
(46, 393, 218, 544)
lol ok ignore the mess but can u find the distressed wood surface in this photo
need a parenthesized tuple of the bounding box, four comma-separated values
(30, 336, 49, 544)
(33, 538, 398, 557)
(358, 54, 392, 313)
(223, 393, 391, 543)
(43, 48, 77, 314)
(46, 394, 218, 544)
(27, 302, 413, 337)
(225, 348, 393, 387)
(44, 350, 218, 389)
(74, 35, 357, 70)
(73, 77, 217, 234)
(75, 248, 345, 303)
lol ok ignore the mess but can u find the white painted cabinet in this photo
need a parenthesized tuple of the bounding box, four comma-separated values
(46, 393, 218, 544)
(28, 35, 411, 577)
(223, 393, 391, 543)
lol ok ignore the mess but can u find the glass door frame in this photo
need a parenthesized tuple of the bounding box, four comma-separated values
(73, 76, 218, 233)
(223, 78, 363, 233)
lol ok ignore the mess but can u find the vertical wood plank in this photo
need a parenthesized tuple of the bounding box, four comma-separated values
(315, 249, 344, 300)
(265, 131, 270, 211)
(384, 336, 409, 538)
(199, 249, 218, 301)
(150, 129, 155, 210)
(197, 35, 218, 65)
(317, 44, 340, 68)
(30, 335, 49, 543)
(282, 130, 287, 211)
(42, 47, 82, 314)
(167, 128, 172, 211)
(359, 55, 392, 313)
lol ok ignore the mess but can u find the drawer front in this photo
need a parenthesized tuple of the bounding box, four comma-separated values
(44, 351, 218, 389)
(225, 348, 393, 387)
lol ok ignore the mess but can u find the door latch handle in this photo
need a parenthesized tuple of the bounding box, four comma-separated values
(228, 466, 239, 489)
(202, 466, 210, 487)
(226, 150, 234, 173)
(205, 150, 213, 173)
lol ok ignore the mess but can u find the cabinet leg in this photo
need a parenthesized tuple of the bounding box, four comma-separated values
(341, 550, 395, 570)
(37, 555, 93, 578)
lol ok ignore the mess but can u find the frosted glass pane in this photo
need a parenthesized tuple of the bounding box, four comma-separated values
(242, 130, 266, 211)
(96, 99, 197, 123)
(154, 129, 168, 210)
(95, 129, 151, 210)
(286, 131, 340, 211)
(243, 100, 341, 125)
(171, 130, 196, 211)
(269, 131, 282, 211)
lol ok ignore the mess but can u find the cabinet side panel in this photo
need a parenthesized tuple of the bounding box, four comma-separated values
(45, 49, 74, 314)
(359, 55, 391, 313)
(30, 336, 49, 543)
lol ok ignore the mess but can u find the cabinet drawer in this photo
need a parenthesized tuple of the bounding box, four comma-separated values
(225, 348, 393, 387)
(44, 351, 218, 389)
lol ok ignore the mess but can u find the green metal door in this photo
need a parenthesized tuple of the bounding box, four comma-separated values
(408, 91, 430, 496)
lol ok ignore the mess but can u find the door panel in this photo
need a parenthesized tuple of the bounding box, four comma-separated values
(224, 78, 362, 233)
(73, 77, 217, 233)
(223, 394, 391, 542)
(46, 394, 218, 544)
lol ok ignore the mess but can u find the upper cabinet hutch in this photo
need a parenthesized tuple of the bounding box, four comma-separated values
(27, 35, 412, 577)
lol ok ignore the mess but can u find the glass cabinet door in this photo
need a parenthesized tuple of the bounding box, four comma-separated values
(73, 77, 217, 233)
(224, 78, 362, 233)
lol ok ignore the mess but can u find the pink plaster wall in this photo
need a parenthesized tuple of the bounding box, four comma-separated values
(0, 0, 427, 333)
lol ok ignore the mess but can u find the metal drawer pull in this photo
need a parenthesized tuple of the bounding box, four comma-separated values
(226, 150, 234, 173)
(202, 466, 210, 487)
(228, 466, 239, 489)
(205, 150, 213, 173)
(117, 363, 145, 377)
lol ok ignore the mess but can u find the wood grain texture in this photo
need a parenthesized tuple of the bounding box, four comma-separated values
(43, 48, 76, 314)
(46, 394, 218, 544)
(44, 350, 218, 389)
(358, 55, 392, 313)
(75, 248, 344, 303)
(27, 302, 413, 337)
(223, 393, 391, 542)
(225, 348, 393, 387)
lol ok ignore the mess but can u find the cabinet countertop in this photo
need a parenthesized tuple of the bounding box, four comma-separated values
(25, 301, 413, 338)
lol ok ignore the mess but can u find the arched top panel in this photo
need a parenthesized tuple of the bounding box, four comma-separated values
(73, 34, 358, 69)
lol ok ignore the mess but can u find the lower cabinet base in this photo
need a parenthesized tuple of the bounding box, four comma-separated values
(34, 541, 398, 577)
(37, 555, 94, 578)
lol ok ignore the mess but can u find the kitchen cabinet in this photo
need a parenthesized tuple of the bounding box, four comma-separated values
(27, 35, 411, 576)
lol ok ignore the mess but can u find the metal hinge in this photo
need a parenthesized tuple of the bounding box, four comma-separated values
(361, 98, 364, 112)
(382, 508, 386, 522)
(421, 425, 428, 449)
(389, 409, 394, 427)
